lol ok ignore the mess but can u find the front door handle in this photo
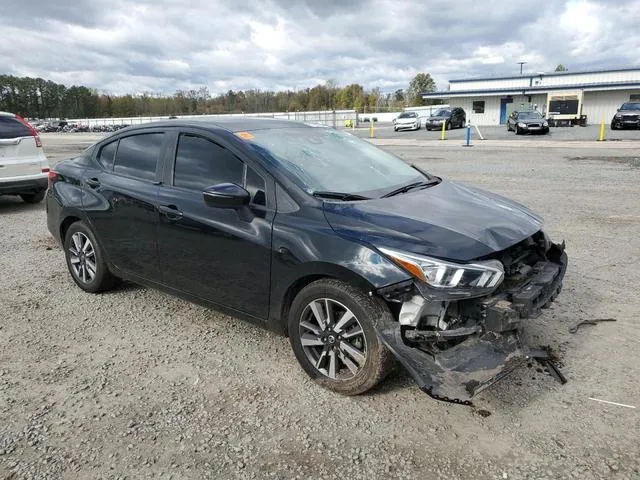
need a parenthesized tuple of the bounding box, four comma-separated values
(158, 204, 183, 221)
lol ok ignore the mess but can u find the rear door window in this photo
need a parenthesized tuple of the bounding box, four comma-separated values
(0, 116, 32, 139)
(173, 134, 244, 190)
(113, 133, 164, 181)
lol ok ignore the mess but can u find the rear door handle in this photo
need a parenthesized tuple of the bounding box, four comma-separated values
(86, 178, 101, 189)
(158, 205, 183, 220)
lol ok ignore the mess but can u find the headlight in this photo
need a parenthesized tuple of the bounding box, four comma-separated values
(378, 247, 504, 298)
(518, 122, 526, 128)
(543, 121, 548, 127)
(615, 113, 622, 118)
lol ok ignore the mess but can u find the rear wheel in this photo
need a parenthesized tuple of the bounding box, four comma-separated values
(64, 221, 117, 293)
(288, 279, 395, 395)
(446, 121, 452, 130)
(20, 191, 46, 204)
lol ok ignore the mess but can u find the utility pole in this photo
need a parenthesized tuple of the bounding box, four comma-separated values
(517, 62, 527, 75)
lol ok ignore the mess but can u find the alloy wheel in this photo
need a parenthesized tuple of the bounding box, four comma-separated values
(68, 232, 97, 283)
(299, 298, 367, 380)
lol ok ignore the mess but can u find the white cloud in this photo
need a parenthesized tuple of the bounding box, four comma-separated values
(0, 0, 637, 95)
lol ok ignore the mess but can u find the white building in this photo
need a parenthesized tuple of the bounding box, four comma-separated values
(422, 67, 640, 126)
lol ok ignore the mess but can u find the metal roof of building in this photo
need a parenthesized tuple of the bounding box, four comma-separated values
(448, 66, 640, 83)
(422, 81, 640, 98)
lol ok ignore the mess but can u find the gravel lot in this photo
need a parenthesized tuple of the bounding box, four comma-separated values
(1, 133, 639, 479)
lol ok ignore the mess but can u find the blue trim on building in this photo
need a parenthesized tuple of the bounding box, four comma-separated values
(448, 66, 640, 83)
(421, 81, 640, 98)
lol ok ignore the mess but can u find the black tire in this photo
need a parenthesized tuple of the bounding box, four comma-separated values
(394, 126, 398, 132)
(288, 279, 395, 395)
(446, 121, 452, 130)
(515, 126, 520, 135)
(20, 190, 46, 204)
(64, 221, 117, 293)
(610, 122, 618, 130)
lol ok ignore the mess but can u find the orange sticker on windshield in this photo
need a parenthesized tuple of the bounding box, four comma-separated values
(235, 131, 254, 140)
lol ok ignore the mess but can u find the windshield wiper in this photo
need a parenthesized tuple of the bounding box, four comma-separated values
(312, 191, 371, 201)
(382, 179, 440, 198)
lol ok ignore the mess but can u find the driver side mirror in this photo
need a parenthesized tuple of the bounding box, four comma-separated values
(203, 183, 250, 209)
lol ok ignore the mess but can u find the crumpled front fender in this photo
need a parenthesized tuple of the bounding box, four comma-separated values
(376, 325, 526, 404)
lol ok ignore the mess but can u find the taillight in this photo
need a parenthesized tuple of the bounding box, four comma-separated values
(48, 170, 58, 186)
(14, 115, 42, 147)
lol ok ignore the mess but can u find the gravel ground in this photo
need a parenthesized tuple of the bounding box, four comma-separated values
(1, 133, 639, 479)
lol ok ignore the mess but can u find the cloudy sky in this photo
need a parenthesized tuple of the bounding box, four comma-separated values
(1, 0, 638, 95)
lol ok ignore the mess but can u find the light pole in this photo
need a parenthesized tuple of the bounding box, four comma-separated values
(517, 62, 527, 75)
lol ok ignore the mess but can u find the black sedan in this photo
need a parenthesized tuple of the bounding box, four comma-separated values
(507, 111, 549, 134)
(46, 118, 567, 403)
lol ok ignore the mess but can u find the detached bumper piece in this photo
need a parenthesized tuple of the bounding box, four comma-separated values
(378, 327, 524, 404)
(377, 248, 568, 404)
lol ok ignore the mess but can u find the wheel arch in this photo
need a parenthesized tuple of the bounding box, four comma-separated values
(60, 214, 82, 243)
(274, 263, 378, 337)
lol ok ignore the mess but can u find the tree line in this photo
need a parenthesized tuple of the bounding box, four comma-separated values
(0, 73, 439, 120)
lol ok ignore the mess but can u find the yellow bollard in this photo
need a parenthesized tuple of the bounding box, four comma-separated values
(598, 116, 605, 141)
(441, 119, 446, 140)
(369, 120, 374, 138)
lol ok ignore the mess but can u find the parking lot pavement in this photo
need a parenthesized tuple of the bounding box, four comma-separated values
(352, 122, 640, 142)
(1, 135, 640, 479)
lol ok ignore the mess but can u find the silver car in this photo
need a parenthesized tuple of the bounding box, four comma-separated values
(393, 111, 421, 131)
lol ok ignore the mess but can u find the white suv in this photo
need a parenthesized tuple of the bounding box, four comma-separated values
(0, 112, 50, 203)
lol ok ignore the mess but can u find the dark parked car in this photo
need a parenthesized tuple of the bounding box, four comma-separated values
(46, 118, 567, 403)
(507, 111, 549, 134)
(610, 102, 640, 130)
(425, 107, 466, 131)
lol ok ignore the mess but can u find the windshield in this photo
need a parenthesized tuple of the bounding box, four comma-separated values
(432, 109, 451, 117)
(245, 127, 424, 196)
(398, 112, 416, 118)
(517, 111, 543, 119)
(620, 102, 640, 110)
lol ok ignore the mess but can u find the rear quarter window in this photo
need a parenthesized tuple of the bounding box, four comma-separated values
(97, 141, 117, 171)
(0, 116, 32, 140)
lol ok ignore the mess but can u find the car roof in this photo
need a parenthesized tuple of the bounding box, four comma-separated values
(0, 111, 15, 117)
(122, 117, 312, 133)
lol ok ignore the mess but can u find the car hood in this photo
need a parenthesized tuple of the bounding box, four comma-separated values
(323, 180, 543, 262)
(396, 117, 418, 123)
(617, 110, 640, 114)
(428, 116, 449, 121)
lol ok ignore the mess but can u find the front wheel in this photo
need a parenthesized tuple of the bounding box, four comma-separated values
(288, 279, 395, 395)
(64, 221, 117, 293)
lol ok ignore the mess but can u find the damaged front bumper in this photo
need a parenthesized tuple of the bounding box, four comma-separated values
(376, 245, 568, 404)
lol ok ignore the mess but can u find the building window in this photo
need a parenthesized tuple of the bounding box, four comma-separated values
(472, 101, 485, 113)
